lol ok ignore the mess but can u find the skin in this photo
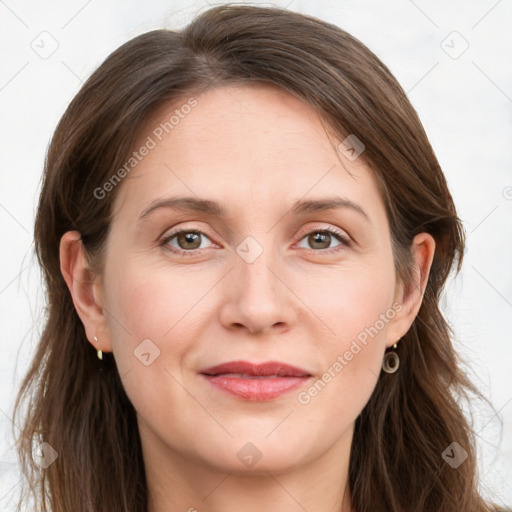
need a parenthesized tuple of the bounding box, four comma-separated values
(60, 83, 435, 512)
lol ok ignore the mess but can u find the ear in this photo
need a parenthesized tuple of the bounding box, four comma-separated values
(59, 231, 112, 354)
(385, 232, 436, 347)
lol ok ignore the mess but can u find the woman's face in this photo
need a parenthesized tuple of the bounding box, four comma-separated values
(91, 83, 427, 475)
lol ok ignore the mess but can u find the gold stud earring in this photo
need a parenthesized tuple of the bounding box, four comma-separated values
(94, 336, 103, 360)
(382, 341, 400, 374)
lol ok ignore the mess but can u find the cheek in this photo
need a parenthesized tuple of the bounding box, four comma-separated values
(105, 259, 206, 347)
(100, 261, 173, 382)
(296, 263, 395, 406)
(102, 257, 226, 391)
(101, 261, 203, 419)
(303, 261, 396, 344)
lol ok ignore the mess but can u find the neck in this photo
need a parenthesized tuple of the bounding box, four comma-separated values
(142, 423, 354, 512)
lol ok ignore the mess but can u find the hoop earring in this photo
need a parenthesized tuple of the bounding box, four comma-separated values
(382, 342, 399, 373)
(94, 335, 103, 360)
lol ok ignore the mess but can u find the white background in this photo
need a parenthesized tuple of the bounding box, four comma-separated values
(1, 0, 511, 509)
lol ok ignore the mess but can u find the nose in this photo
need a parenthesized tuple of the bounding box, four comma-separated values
(219, 245, 296, 336)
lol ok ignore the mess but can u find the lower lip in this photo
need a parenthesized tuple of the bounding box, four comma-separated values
(201, 374, 311, 401)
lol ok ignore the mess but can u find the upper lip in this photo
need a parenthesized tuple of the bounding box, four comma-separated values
(199, 360, 312, 377)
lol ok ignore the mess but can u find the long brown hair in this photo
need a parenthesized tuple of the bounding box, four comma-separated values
(14, 4, 498, 511)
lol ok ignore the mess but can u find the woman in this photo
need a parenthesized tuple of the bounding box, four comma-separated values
(14, 4, 503, 511)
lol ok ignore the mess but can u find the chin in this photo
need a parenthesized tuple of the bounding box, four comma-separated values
(194, 432, 314, 475)
(213, 449, 306, 476)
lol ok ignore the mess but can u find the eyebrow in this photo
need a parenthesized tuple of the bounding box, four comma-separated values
(139, 195, 370, 222)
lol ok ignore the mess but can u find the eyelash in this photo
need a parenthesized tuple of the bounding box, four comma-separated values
(160, 226, 351, 257)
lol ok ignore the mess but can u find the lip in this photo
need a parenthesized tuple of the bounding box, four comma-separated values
(199, 360, 312, 377)
(198, 360, 313, 401)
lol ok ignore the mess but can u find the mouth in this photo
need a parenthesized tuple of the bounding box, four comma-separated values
(198, 360, 313, 401)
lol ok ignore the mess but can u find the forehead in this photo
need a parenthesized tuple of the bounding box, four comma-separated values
(112, 83, 386, 227)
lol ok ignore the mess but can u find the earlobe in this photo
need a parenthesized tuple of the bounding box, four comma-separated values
(387, 232, 436, 347)
(59, 231, 112, 353)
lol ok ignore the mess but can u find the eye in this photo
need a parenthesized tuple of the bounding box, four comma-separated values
(296, 227, 351, 254)
(161, 229, 215, 256)
(161, 226, 351, 257)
